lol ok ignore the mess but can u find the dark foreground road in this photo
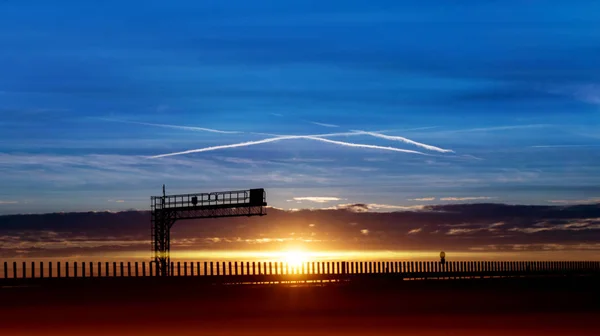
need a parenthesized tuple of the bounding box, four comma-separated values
(1, 276, 598, 335)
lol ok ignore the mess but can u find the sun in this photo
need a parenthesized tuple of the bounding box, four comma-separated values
(282, 250, 308, 268)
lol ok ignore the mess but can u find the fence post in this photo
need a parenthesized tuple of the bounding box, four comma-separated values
(89, 262, 93, 277)
(40, 261, 44, 278)
(82, 262, 86, 278)
(73, 262, 78, 278)
(3, 262, 6, 279)
(49, 262, 53, 278)
(31, 261, 35, 278)
(22, 261, 26, 278)
(57, 262, 61, 278)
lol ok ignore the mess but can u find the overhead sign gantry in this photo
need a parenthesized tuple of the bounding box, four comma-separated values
(151, 186, 267, 276)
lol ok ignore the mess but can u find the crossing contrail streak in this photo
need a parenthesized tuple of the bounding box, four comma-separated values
(252, 130, 452, 153)
(350, 130, 454, 153)
(301, 136, 429, 155)
(149, 135, 427, 158)
(100, 118, 241, 134)
(105, 118, 451, 153)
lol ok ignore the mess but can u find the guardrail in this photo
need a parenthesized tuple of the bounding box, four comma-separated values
(1, 260, 599, 280)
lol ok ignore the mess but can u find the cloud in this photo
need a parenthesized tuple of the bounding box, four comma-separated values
(0, 201, 18, 205)
(508, 218, 600, 233)
(351, 130, 454, 153)
(149, 135, 428, 158)
(108, 200, 126, 203)
(446, 228, 487, 235)
(548, 198, 600, 205)
(409, 197, 436, 201)
(547, 84, 600, 106)
(440, 197, 494, 201)
(446, 124, 551, 133)
(336, 203, 427, 212)
(2, 203, 600, 257)
(293, 197, 342, 203)
(532, 145, 600, 149)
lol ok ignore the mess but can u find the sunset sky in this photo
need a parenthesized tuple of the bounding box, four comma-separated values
(1, 1, 600, 216)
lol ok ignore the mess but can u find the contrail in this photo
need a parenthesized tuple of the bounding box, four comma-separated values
(252, 130, 452, 153)
(350, 130, 453, 153)
(149, 135, 427, 159)
(99, 118, 241, 134)
(104, 118, 452, 154)
(309, 121, 340, 128)
(106, 118, 451, 153)
(301, 136, 429, 155)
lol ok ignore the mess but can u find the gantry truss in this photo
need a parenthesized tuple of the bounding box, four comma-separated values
(151, 186, 267, 276)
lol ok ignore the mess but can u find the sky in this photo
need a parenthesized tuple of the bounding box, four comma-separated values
(1, 1, 600, 215)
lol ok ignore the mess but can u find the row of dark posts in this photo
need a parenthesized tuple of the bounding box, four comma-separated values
(1, 260, 599, 279)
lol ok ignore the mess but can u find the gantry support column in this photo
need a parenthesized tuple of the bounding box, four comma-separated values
(152, 209, 176, 276)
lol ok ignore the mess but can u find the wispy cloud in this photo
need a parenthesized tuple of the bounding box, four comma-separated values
(108, 200, 126, 203)
(446, 124, 551, 133)
(351, 130, 454, 153)
(0, 201, 18, 205)
(293, 197, 342, 203)
(409, 197, 436, 201)
(440, 197, 494, 201)
(149, 135, 428, 158)
(547, 84, 600, 106)
(509, 218, 600, 233)
(549, 198, 600, 205)
(337, 203, 427, 212)
(407, 228, 422, 234)
(531, 145, 600, 148)
(446, 228, 487, 235)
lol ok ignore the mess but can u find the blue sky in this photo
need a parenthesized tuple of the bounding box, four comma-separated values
(1, 1, 600, 214)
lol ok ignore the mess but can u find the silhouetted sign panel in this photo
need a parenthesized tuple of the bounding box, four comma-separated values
(152, 188, 267, 210)
(249, 188, 265, 206)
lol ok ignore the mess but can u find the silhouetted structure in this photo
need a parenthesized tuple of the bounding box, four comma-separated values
(151, 186, 267, 276)
(1, 260, 598, 285)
